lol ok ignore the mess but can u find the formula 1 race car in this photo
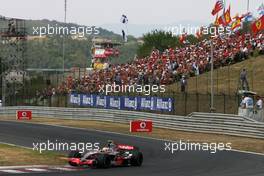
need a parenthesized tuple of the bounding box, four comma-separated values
(68, 140, 143, 168)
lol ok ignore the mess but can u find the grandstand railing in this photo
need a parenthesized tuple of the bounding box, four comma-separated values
(0, 106, 264, 139)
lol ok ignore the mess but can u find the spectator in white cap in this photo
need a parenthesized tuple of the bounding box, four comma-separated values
(255, 96, 263, 110)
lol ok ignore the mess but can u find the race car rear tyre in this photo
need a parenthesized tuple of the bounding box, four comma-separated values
(131, 151, 143, 166)
(95, 154, 111, 168)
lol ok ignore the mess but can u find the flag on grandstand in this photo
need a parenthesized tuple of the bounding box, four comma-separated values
(251, 15, 264, 34)
(231, 15, 243, 31)
(214, 14, 220, 26)
(195, 27, 203, 39)
(257, 3, 264, 16)
(179, 34, 186, 44)
(121, 14, 128, 24)
(122, 29, 127, 42)
(120, 14, 128, 42)
(224, 5, 232, 25)
(217, 14, 226, 26)
(179, 28, 187, 44)
(211, 0, 224, 16)
(244, 12, 254, 22)
(179, 29, 188, 44)
(214, 14, 219, 26)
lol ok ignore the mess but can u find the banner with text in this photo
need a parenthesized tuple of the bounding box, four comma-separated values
(69, 93, 174, 112)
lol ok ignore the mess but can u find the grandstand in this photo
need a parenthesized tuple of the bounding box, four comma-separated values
(55, 33, 263, 95)
(34, 32, 263, 116)
(1, 1, 264, 176)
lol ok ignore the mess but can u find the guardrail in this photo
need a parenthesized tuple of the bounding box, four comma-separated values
(0, 106, 264, 139)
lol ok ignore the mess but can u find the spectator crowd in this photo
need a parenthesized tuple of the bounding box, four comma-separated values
(45, 33, 264, 96)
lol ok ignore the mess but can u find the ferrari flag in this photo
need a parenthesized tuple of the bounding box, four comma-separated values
(214, 14, 220, 26)
(251, 15, 264, 34)
(231, 18, 242, 31)
(216, 14, 226, 26)
(212, 0, 224, 16)
(231, 15, 243, 31)
(224, 5, 232, 25)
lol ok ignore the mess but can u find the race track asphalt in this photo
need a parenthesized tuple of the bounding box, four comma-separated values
(0, 120, 264, 176)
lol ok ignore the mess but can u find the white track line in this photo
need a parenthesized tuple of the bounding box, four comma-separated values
(25, 168, 49, 172)
(52, 167, 78, 171)
(0, 170, 26, 174)
(0, 165, 48, 169)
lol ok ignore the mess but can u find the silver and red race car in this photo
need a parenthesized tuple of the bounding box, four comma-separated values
(68, 140, 143, 168)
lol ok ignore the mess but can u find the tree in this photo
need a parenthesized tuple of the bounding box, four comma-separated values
(137, 30, 180, 57)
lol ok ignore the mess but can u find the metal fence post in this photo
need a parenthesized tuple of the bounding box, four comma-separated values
(196, 75, 198, 93)
(184, 93, 187, 115)
(224, 93, 226, 114)
(251, 65, 254, 91)
(228, 65, 230, 95)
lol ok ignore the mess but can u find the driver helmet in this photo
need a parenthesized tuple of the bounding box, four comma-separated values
(102, 147, 110, 152)
(107, 140, 116, 149)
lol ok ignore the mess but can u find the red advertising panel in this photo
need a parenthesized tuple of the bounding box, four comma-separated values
(104, 48, 114, 56)
(130, 120, 152, 132)
(16, 110, 32, 120)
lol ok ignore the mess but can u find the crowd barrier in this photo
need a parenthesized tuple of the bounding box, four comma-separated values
(0, 106, 263, 139)
(238, 107, 264, 122)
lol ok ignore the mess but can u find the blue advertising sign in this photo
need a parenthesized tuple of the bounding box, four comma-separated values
(109, 96, 122, 109)
(139, 97, 155, 110)
(156, 97, 173, 112)
(70, 93, 81, 106)
(95, 95, 108, 108)
(82, 94, 95, 107)
(69, 93, 174, 112)
(123, 96, 138, 110)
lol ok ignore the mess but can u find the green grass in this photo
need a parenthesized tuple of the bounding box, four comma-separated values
(162, 55, 264, 115)
(167, 55, 264, 95)
(0, 144, 65, 166)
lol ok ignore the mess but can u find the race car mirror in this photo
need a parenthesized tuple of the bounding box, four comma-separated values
(16, 110, 32, 120)
(130, 120, 152, 132)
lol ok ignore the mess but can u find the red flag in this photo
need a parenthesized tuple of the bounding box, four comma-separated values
(224, 5, 232, 25)
(211, 0, 224, 16)
(251, 15, 264, 34)
(214, 14, 220, 26)
(231, 18, 242, 31)
(196, 31, 202, 39)
(218, 14, 226, 26)
(196, 27, 203, 39)
(231, 14, 244, 31)
(179, 34, 186, 44)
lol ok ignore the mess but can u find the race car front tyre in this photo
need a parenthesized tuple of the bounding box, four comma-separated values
(95, 154, 111, 168)
(131, 151, 143, 166)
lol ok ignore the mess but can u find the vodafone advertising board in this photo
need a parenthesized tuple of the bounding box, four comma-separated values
(16, 110, 32, 120)
(130, 120, 152, 132)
